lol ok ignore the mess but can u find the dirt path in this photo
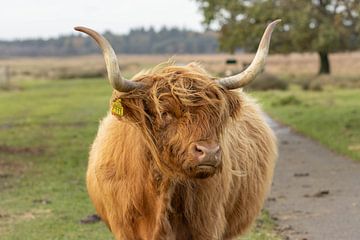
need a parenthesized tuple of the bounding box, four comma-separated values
(265, 117, 360, 240)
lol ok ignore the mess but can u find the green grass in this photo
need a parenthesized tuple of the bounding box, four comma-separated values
(242, 211, 280, 240)
(0, 79, 113, 239)
(252, 85, 360, 161)
(0, 79, 279, 239)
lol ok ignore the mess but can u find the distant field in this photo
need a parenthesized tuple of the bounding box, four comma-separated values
(1, 52, 360, 82)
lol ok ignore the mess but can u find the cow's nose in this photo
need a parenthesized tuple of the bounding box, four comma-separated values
(191, 142, 221, 166)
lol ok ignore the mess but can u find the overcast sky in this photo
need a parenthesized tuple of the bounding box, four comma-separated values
(0, 0, 204, 40)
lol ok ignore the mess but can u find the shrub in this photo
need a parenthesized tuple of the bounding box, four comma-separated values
(301, 76, 324, 91)
(272, 95, 302, 106)
(246, 73, 288, 91)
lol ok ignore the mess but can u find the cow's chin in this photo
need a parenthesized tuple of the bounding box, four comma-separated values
(194, 166, 217, 179)
(183, 164, 220, 179)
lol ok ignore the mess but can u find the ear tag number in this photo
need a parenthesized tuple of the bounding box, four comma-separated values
(111, 98, 124, 117)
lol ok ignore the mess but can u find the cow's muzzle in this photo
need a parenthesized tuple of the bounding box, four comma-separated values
(186, 141, 222, 178)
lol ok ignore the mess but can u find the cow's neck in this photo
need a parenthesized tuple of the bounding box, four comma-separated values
(149, 165, 194, 238)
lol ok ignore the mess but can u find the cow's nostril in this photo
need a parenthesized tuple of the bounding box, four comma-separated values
(191, 143, 221, 162)
(191, 144, 206, 161)
(195, 145, 205, 154)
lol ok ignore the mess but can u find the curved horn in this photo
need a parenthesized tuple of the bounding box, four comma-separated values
(217, 19, 281, 89)
(74, 26, 144, 92)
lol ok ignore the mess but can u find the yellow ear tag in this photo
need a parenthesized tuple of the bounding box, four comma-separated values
(111, 98, 124, 117)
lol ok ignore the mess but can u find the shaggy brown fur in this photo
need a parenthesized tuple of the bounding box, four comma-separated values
(87, 61, 277, 239)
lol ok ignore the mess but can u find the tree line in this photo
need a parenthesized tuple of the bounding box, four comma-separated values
(0, 27, 219, 57)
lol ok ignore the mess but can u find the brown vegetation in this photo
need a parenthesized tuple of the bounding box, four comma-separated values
(1, 52, 360, 83)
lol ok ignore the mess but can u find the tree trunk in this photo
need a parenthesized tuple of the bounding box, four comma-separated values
(318, 51, 330, 74)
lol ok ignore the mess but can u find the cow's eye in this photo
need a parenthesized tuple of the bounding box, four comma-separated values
(161, 112, 173, 125)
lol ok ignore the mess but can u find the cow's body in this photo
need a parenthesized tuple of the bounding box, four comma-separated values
(87, 79, 277, 239)
(76, 20, 280, 240)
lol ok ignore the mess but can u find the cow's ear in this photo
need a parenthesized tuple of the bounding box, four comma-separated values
(226, 93, 242, 118)
(111, 97, 147, 124)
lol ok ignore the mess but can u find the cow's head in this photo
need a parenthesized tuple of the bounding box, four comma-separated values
(75, 20, 280, 179)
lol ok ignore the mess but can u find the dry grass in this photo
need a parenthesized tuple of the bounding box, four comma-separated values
(1, 52, 360, 85)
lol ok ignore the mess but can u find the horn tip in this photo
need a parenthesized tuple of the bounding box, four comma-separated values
(269, 19, 282, 27)
(74, 26, 88, 33)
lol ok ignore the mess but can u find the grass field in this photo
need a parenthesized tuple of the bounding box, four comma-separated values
(0, 78, 279, 239)
(252, 86, 360, 161)
(0, 79, 113, 239)
(2, 52, 359, 239)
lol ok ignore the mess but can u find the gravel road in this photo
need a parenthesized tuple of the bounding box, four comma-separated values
(266, 117, 360, 240)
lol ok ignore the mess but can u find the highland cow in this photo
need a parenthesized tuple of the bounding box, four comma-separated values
(75, 20, 279, 240)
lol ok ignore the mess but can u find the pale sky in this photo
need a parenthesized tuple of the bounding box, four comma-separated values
(0, 0, 204, 40)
